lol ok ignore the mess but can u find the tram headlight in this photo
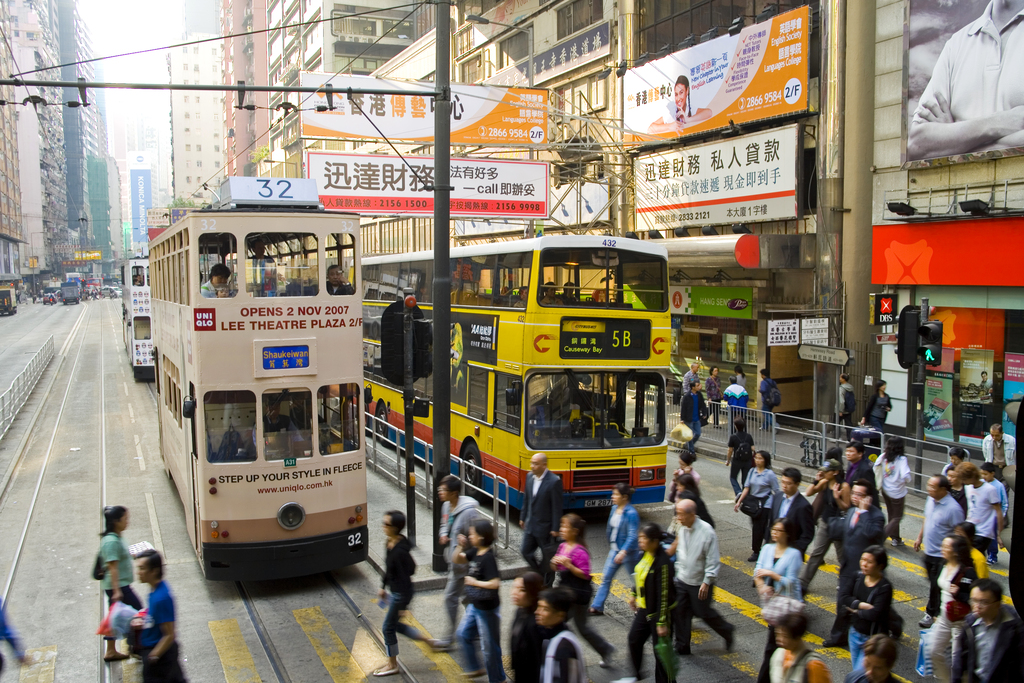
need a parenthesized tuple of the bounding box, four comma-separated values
(277, 502, 306, 530)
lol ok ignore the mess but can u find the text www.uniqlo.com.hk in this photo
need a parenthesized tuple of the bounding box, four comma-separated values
(257, 480, 333, 494)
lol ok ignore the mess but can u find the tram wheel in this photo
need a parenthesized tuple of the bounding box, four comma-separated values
(462, 441, 482, 490)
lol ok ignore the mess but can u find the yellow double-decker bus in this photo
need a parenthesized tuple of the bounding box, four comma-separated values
(362, 235, 670, 509)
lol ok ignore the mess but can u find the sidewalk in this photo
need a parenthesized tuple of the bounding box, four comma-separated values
(363, 454, 531, 589)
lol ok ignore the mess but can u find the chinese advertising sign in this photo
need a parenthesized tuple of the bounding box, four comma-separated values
(767, 320, 799, 346)
(635, 124, 800, 230)
(451, 312, 500, 408)
(300, 73, 548, 145)
(669, 285, 753, 319)
(307, 152, 550, 218)
(487, 22, 611, 87)
(623, 6, 809, 142)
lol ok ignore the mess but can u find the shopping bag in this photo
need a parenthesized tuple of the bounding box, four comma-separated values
(653, 635, 677, 681)
(96, 609, 114, 637)
(109, 601, 140, 640)
(915, 628, 933, 677)
(670, 422, 693, 444)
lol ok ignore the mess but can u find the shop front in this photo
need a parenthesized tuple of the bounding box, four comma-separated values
(872, 218, 1024, 444)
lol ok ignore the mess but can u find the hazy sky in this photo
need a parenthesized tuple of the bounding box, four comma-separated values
(78, 0, 186, 148)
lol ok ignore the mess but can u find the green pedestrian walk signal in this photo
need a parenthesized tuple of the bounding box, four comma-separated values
(917, 319, 943, 367)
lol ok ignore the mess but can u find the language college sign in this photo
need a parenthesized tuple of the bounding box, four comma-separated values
(300, 73, 548, 145)
(307, 152, 550, 218)
(635, 125, 800, 229)
(623, 6, 809, 142)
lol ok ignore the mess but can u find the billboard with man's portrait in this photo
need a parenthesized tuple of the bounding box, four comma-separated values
(904, 0, 1024, 165)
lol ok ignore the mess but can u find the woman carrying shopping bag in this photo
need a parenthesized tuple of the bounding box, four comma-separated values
(928, 534, 977, 683)
(97, 505, 144, 662)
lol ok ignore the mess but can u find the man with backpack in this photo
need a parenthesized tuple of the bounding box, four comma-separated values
(759, 369, 781, 430)
(436, 475, 479, 649)
(838, 374, 856, 440)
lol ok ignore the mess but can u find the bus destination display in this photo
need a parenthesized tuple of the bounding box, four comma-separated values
(559, 319, 650, 360)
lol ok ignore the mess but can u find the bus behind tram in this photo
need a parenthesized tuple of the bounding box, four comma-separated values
(150, 177, 366, 581)
(363, 235, 670, 509)
(122, 259, 154, 380)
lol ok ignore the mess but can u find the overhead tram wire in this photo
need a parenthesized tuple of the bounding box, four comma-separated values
(7, 3, 426, 79)
(188, 1, 425, 199)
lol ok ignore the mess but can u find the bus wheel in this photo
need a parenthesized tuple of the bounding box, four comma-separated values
(374, 402, 389, 439)
(462, 441, 482, 490)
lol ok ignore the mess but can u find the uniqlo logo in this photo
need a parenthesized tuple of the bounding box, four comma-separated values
(194, 308, 216, 331)
(880, 297, 893, 313)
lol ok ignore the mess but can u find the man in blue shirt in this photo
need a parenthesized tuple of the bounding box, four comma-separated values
(913, 475, 965, 629)
(135, 550, 186, 682)
(0, 597, 25, 674)
(679, 382, 707, 455)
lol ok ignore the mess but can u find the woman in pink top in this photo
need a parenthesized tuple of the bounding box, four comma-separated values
(551, 514, 615, 667)
(668, 450, 701, 502)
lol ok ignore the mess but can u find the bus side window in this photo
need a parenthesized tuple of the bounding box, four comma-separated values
(494, 374, 520, 434)
(199, 233, 238, 299)
(204, 391, 257, 463)
(468, 367, 489, 421)
(262, 389, 313, 460)
(317, 384, 360, 454)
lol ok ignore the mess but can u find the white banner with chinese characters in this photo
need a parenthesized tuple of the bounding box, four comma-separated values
(299, 73, 548, 145)
(307, 152, 550, 218)
(486, 22, 611, 87)
(768, 319, 799, 346)
(634, 124, 800, 230)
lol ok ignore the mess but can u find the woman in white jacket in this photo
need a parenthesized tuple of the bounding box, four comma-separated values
(874, 436, 912, 547)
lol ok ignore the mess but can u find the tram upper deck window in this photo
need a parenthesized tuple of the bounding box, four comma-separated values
(246, 233, 318, 297)
(326, 233, 356, 296)
(131, 265, 148, 287)
(199, 233, 238, 298)
(204, 390, 258, 463)
(317, 384, 360, 454)
(538, 248, 667, 311)
(262, 389, 313, 460)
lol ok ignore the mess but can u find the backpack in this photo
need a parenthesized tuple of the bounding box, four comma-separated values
(734, 434, 754, 464)
(542, 630, 587, 683)
(843, 388, 856, 414)
(767, 380, 782, 407)
(93, 533, 115, 580)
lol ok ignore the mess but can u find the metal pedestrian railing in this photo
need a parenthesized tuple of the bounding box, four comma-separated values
(364, 410, 511, 549)
(0, 336, 55, 442)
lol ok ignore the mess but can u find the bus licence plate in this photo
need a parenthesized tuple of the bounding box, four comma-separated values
(584, 499, 614, 507)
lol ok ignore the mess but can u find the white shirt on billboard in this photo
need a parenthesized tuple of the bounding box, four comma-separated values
(908, 0, 1024, 160)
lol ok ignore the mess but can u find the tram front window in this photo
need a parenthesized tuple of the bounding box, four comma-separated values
(246, 233, 318, 297)
(525, 371, 665, 449)
(262, 389, 313, 460)
(317, 384, 360, 454)
(204, 391, 258, 463)
(199, 233, 238, 298)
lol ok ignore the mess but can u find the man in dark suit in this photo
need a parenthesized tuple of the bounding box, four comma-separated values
(764, 467, 814, 556)
(844, 441, 875, 489)
(823, 478, 886, 648)
(520, 452, 563, 584)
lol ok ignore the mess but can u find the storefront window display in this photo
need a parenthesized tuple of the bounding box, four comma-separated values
(671, 315, 758, 393)
(922, 307, 1024, 446)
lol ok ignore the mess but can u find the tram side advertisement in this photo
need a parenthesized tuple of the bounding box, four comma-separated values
(194, 303, 362, 333)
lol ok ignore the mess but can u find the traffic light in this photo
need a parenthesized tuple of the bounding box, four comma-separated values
(896, 306, 920, 369)
(413, 318, 432, 380)
(380, 300, 432, 385)
(918, 319, 943, 366)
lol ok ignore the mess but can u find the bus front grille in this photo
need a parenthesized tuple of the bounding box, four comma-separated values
(573, 468, 630, 489)
(574, 459, 628, 469)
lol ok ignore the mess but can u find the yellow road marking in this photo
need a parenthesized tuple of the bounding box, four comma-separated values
(19, 645, 57, 683)
(294, 606, 365, 682)
(401, 613, 468, 682)
(209, 618, 263, 683)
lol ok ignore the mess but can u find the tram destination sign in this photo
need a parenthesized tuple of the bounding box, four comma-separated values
(307, 152, 550, 218)
(262, 345, 311, 370)
(558, 318, 651, 360)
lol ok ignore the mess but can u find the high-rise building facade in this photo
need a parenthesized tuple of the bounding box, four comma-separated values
(0, 0, 23, 285)
(169, 34, 227, 203)
(223, 0, 270, 177)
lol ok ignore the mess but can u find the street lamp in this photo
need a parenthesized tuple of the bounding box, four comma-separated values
(465, 14, 534, 87)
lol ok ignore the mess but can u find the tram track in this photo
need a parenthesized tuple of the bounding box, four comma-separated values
(233, 572, 421, 683)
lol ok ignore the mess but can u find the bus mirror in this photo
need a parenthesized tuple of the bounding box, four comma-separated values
(182, 397, 196, 420)
(413, 398, 430, 417)
(364, 385, 373, 405)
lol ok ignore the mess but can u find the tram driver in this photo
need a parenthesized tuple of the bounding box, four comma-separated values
(262, 393, 312, 460)
(201, 264, 234, 298)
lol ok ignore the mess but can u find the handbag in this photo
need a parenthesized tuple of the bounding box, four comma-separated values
(653, 633, 678, 681)
(554, 569, 594, 605)
(944, 569, 971, 622)
(915, 628, 934, 677)
(826, 513, 847, 542)
(739, 495, 764, 518)
(760, 594, 804, 626)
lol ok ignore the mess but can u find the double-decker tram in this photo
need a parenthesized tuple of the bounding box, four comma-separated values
(363, 235, 671, 509)
(150, 178, 366, 580)
(122, 259, 155, 380)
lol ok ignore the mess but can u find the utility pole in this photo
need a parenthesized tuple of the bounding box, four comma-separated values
(431, 0, 453, 573)
(914, 297, 929, 461)
(403, 289, 417, 545)
(814, 0, 847, 425)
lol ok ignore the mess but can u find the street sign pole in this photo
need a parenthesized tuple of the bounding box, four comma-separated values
(403, 290, 416, 546)
(431, 0, 453, 573)
(914, 297, 929, 462)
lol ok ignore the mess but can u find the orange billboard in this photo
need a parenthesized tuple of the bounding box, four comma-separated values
(623, 6, 810, 142)
(299, 73, 548, 145)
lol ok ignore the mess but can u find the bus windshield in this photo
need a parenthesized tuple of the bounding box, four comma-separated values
(525, 370, 664, 449)
(537, 247, 666, 311)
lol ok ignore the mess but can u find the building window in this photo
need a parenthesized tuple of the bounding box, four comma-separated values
(500, 32, 529, 69)
(187, 176, 192, 183)
(214, 145, 220, 152)
(195, 112, 201, 119)
(195, 96, 200, 103)
(194, 64, 200, 72)
(196, 145, 202, 152)
(183, 63, 188, 70)
(184, 113, 190, 119)
(557, 0, 603, 40)
(193, 47, 199, 54)
(196, 161, 203, 168)
(184, 127, 190, 133)
(184, 96, 190, 103)
(186, 161, 191, 168)
(460, 55, 481, 83)
(185, 144, 191, 151)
